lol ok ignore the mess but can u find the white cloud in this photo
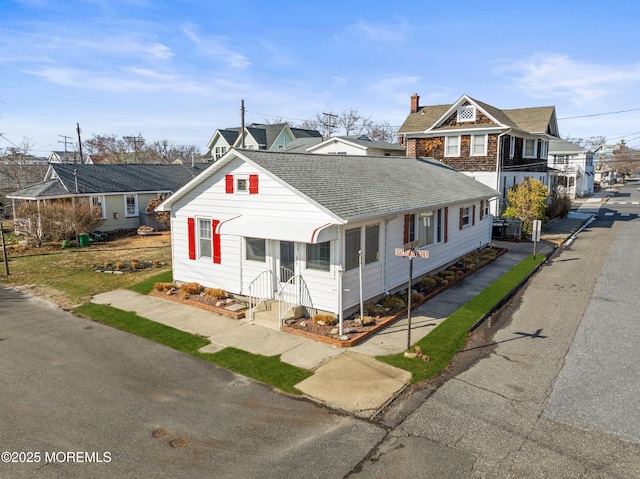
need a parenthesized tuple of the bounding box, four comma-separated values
(367, 74, 422, 104)
(348, 19, 406, 43)
(181, 26, 250, 69)
(494, 54, 640, 105)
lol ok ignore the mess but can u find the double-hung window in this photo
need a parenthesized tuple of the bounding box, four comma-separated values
(417, 209, 443, 246)
(125, 194, 138, 217)
(307, 242, 330, 271)
(445, 136, 460, 157)
(461, 207, 471, 228)
(471, 134, 487, 156)
(198, 219, 212, 258)
(91, 195, 105, 219)
(524, 138, 537, 158)
(509, 136, 516, 158)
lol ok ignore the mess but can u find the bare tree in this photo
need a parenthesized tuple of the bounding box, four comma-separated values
(0, 137, 47, 193)
(85, 134, 200, 164)
(364, 120, 398, 143)
(613, 141, 640, 179)
(564, 135, 607, 150)
(149, 140, 202, 163)
(300, 109, 397, 142)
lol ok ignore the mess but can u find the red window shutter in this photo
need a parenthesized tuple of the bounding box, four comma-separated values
(480, 201, 484, 220)
(212, 219, 221, 264)
(472, 204, 476, 225)
(459, 207, 464, 230)
(403, 214, 410, 244)
(187, 217, 196, 260)
(444, 207, 449, 243)
(225, 175, 234, 194)
(249, 174, 259, 194)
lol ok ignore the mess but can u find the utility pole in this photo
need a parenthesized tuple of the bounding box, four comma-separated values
(124, 135, 143, 163)
(58, 135, 73, 163)
(76, 123, 84, 164)
(240, 99, 246, 149)
(322, 112, 338, 139)
(1, 219, 9, 276)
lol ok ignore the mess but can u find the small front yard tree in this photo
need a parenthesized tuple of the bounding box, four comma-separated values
(502, 178, 549, 235)
(16, 202, 104, 246)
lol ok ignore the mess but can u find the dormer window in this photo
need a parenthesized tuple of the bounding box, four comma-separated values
(457, 105, 476, 122)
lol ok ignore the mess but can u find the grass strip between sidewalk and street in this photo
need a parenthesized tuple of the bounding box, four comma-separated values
(73, 302, 312, 395)
(377, 254, 547, 383)
(126, 269, 173, 295)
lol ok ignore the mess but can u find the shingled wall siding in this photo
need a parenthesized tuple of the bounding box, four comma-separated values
(411, 135, 499, 172)
(441, 101, 494, 127)
(410, 135, 547, 173)
(502, 136, 548, 173)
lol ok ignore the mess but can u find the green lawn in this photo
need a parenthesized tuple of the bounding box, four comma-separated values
(377, 254, 546, 383)
(74, 253, 546, 393)
(74, 302, 312, 395)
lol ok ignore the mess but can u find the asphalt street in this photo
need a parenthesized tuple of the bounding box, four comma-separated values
(0, 288, 385, 478)
(354, 190, 640, 478)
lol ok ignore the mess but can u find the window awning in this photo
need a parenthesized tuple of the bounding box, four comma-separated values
(216, 216, 338, 244)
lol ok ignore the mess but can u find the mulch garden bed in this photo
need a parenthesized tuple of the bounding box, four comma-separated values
(146, 247, 506, 344)
(282, 247, 507, 347)
(149, 287, 249, 320)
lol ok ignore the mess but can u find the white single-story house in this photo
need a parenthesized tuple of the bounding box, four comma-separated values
(157, 149, 498, 325)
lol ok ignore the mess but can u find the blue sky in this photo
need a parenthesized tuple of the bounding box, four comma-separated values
(2, 0, 640, 155)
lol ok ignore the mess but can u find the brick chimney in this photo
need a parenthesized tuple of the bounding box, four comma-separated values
(410, 93, 420, 113)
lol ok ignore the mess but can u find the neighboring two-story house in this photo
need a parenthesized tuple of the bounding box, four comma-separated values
(547, 138, 595, 198)
(206, 123, 322, 160)
(398, 94, 559, 214)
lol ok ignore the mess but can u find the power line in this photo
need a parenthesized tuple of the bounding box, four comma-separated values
(559, 108, 640, 120)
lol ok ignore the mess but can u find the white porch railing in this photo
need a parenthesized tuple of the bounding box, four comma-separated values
(277, 275, 313, 328)
(248, 270, 275, 322)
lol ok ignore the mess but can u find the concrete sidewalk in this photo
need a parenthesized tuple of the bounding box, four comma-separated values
(91, 214, 591, 417)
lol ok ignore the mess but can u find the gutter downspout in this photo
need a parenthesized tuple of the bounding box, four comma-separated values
(495, 130, 510, 215)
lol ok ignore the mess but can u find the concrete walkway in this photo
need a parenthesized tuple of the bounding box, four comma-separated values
(91, 214, 588, 417)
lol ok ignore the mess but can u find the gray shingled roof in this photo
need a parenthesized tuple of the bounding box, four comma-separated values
(281, 137, 323, 152)
(397, 97, 556, 136)
(240, 150, 497, 221)
(548, 138, 590, 154)
(219, 129, 239, 145)
(337, 135, 405, 151)
(7, 163, 208, 199)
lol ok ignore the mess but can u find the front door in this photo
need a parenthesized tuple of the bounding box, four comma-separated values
(278, 241, 295, 285)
